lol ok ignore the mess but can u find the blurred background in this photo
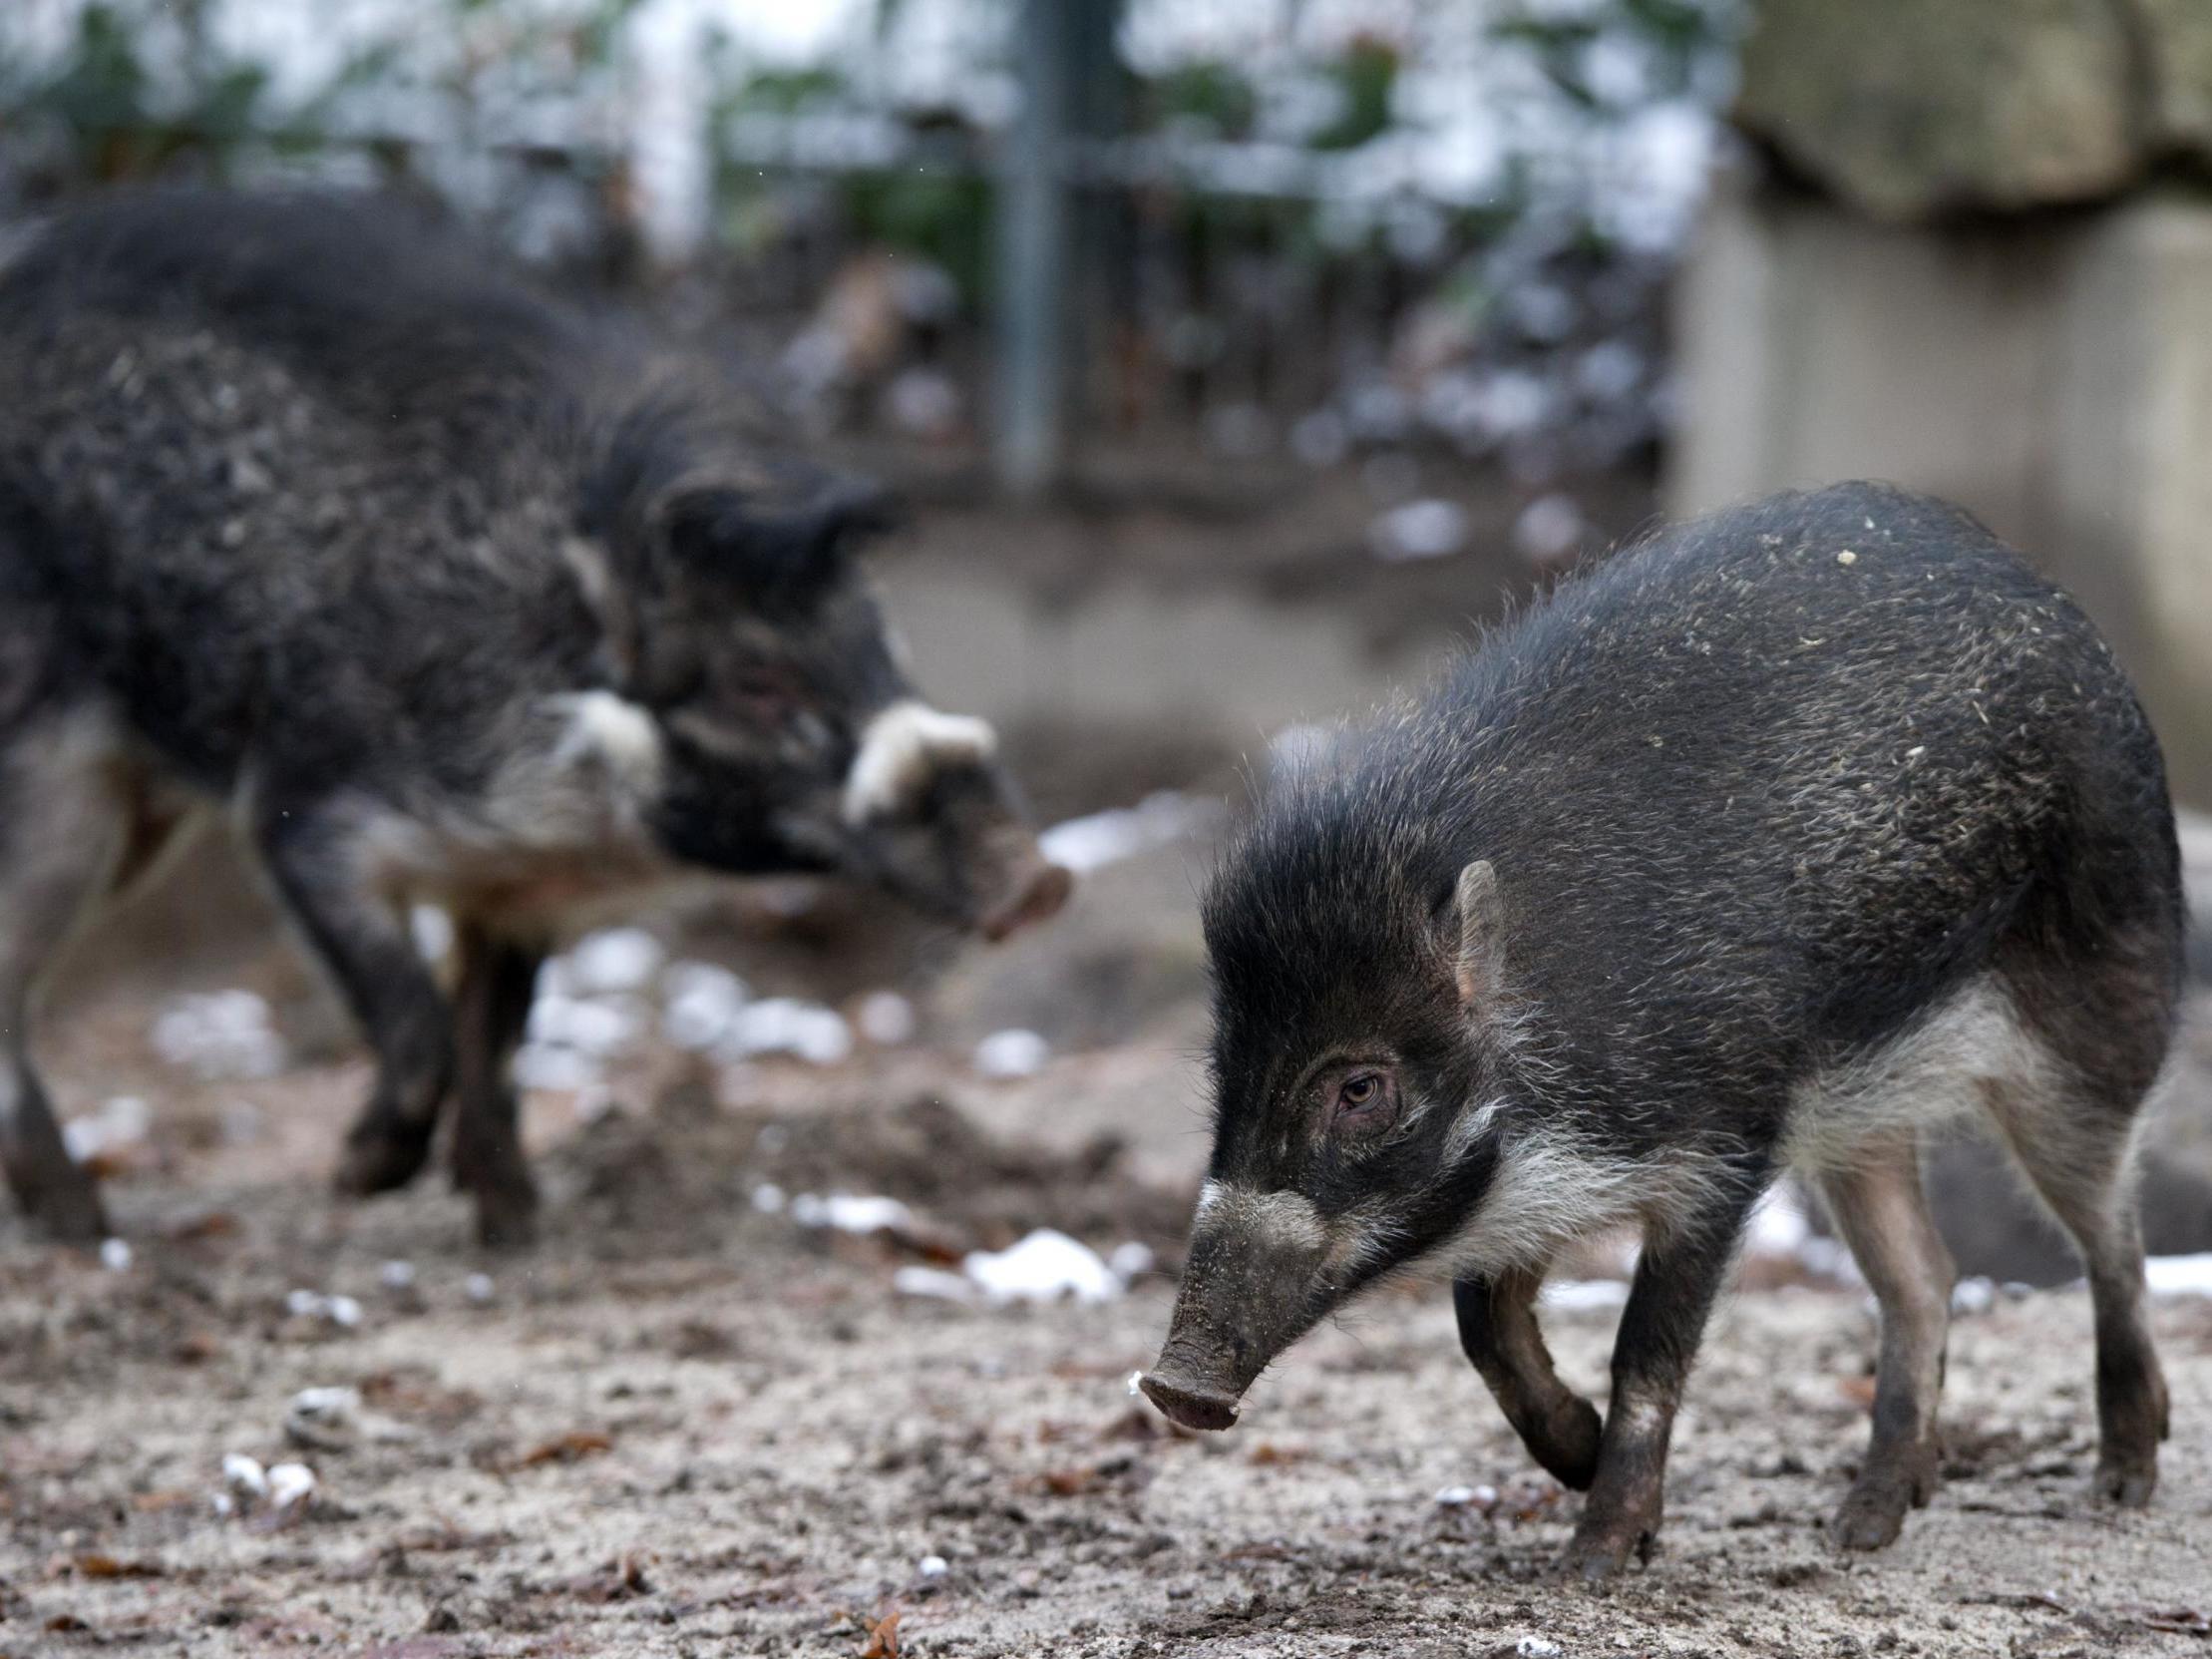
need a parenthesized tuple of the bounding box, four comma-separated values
(6, 0, 2212, 1287)
(7, 7, 2212, 1649)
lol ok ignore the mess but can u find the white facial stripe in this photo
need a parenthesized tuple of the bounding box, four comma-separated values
(548, 690, 664, 792)
(842, 698, 997, 825)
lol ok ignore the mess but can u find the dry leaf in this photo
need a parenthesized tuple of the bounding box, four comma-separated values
(520, 1430, 613, 1467)
(860, 1608, 903, 1658)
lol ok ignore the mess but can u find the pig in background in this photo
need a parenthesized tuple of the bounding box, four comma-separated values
(0, 191, 1069, 1248)
(1142, 483, 2180, 1577)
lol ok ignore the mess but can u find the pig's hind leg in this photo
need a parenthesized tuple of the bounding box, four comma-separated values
(1454, 1267, 1603, 1489)
(1813, 1130, 1954, 1550)
(255, 803, 454, 1199)
(1988, 926, 2175, 1508)
(447, 924, 543, 1249)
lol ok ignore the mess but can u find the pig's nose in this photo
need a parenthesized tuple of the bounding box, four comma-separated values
(980, 857, 1073, 942)
(1138, 1370, 1242, 1432)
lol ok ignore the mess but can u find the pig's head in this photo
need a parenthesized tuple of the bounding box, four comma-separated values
(567, 430, 1069, 941)
(1140, 778, 1538, 1432)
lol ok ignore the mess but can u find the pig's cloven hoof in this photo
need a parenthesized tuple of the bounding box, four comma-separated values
(1830, 1452, 1936, 1552)
(333, 1122, 435, 1197)
(1138, 1372, 1241, 1432)
(1558, 1516, 1657, 1583)
(2095, 1457, 2159, 1509)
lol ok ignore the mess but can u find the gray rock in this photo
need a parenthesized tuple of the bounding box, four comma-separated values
(1734, 0, 2212, 220)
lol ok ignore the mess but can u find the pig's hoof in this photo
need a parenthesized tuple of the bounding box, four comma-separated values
(333, 1123, 433, 1196)
(1831, 1446, 1936, 1551)
(17, 1170, 111, 1246)
(1558, 1518, 1656, 1583)
(2094, 1457, 2158, 1509)
(470, 1177, 542, 1251)
(1526, 1396, 1604, 1491)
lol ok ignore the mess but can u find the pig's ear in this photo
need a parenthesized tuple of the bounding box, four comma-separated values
(662, 483, 896, 601)
(1451, 859, 1507, 1009)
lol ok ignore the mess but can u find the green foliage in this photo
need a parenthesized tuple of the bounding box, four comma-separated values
(1308, 35, 1397, 151)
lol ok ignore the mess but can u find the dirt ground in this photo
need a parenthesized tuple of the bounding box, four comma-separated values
(4, 475, 2211, 1656)
(5, 831, 2212, 1659)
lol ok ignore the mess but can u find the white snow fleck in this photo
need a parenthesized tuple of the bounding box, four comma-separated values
(1744, 1185, 1810, 1256)
(65, 1095, 154, 1165)
(751, 1182, 788, 1215)
(99, 1238, 134, 1272)
(1951, 1276, 1996, 1316)
(1516, 1639, 1563, 1658)
(1126, 1369, 1145, 1398)
(379, 1259, 416, 1290)
(266, 1461, 317, 1509)
(973, 1029, 1051, 1079)
(791, 1192, 915, 1235)
(918, 1553, 949, 1579)
(410, 903, 455, 964)
(661, 962, 748, 1050)
(464, 1272, 497, 1305)
(513, 1042, 603, 1093)
(564, 927, 665, 994)
(1436, 1483, 1478, 1506)
(1369, 497, 1469, 562)
(856, 990, 917, 1046)
(1512, 493, 1585, 565)
(221, 1453, 268, 1499)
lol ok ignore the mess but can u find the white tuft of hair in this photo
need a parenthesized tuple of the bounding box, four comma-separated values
(548, 690, 664, 793)
(842, 699, 996, 825)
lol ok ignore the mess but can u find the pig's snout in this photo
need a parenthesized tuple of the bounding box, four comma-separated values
(1137, 1367, 1243, 1432)
(979, 850, 1073, 942)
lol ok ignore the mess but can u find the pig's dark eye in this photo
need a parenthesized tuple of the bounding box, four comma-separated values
(1332, 1069, 1396, 1129)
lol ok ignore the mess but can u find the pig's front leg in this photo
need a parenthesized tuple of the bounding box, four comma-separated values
(448, 925, 544, 1249)
(1454, 1268, 1602, 1489)
(1562, 1181, 1760, 1581)
(257, 804, 454, 1196)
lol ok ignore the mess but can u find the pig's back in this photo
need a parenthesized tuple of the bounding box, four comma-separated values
(0, 195, 602, 788)
(1442, 482, 2178, 1112)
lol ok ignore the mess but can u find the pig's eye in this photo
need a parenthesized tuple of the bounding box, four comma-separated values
(1332, 1069, 1396, 1129)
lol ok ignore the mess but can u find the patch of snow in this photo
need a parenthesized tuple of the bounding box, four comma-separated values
(892, 1265, 976, 1302)
(221, 1453, 268, 1500)
(961, 1228, 1120, 1305)
(2146, 1253, 2212, 1298)
(1744, 1184, 1810, 1256)
(721, 998, 853, 1065)
(1038, 791, 1222, 876)
(464, 1272, 497, 1305)
(918, 1553, 949, 1579)
(751, 1182, 788, 1215)
(1108, 1241, 1156, 1282)
(973, 1029, 1050, 1079)
(564, 927, 665, 994)
(151, 991, 285, 1081)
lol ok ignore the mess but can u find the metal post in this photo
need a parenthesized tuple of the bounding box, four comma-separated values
(992, 0, 1095, 498)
